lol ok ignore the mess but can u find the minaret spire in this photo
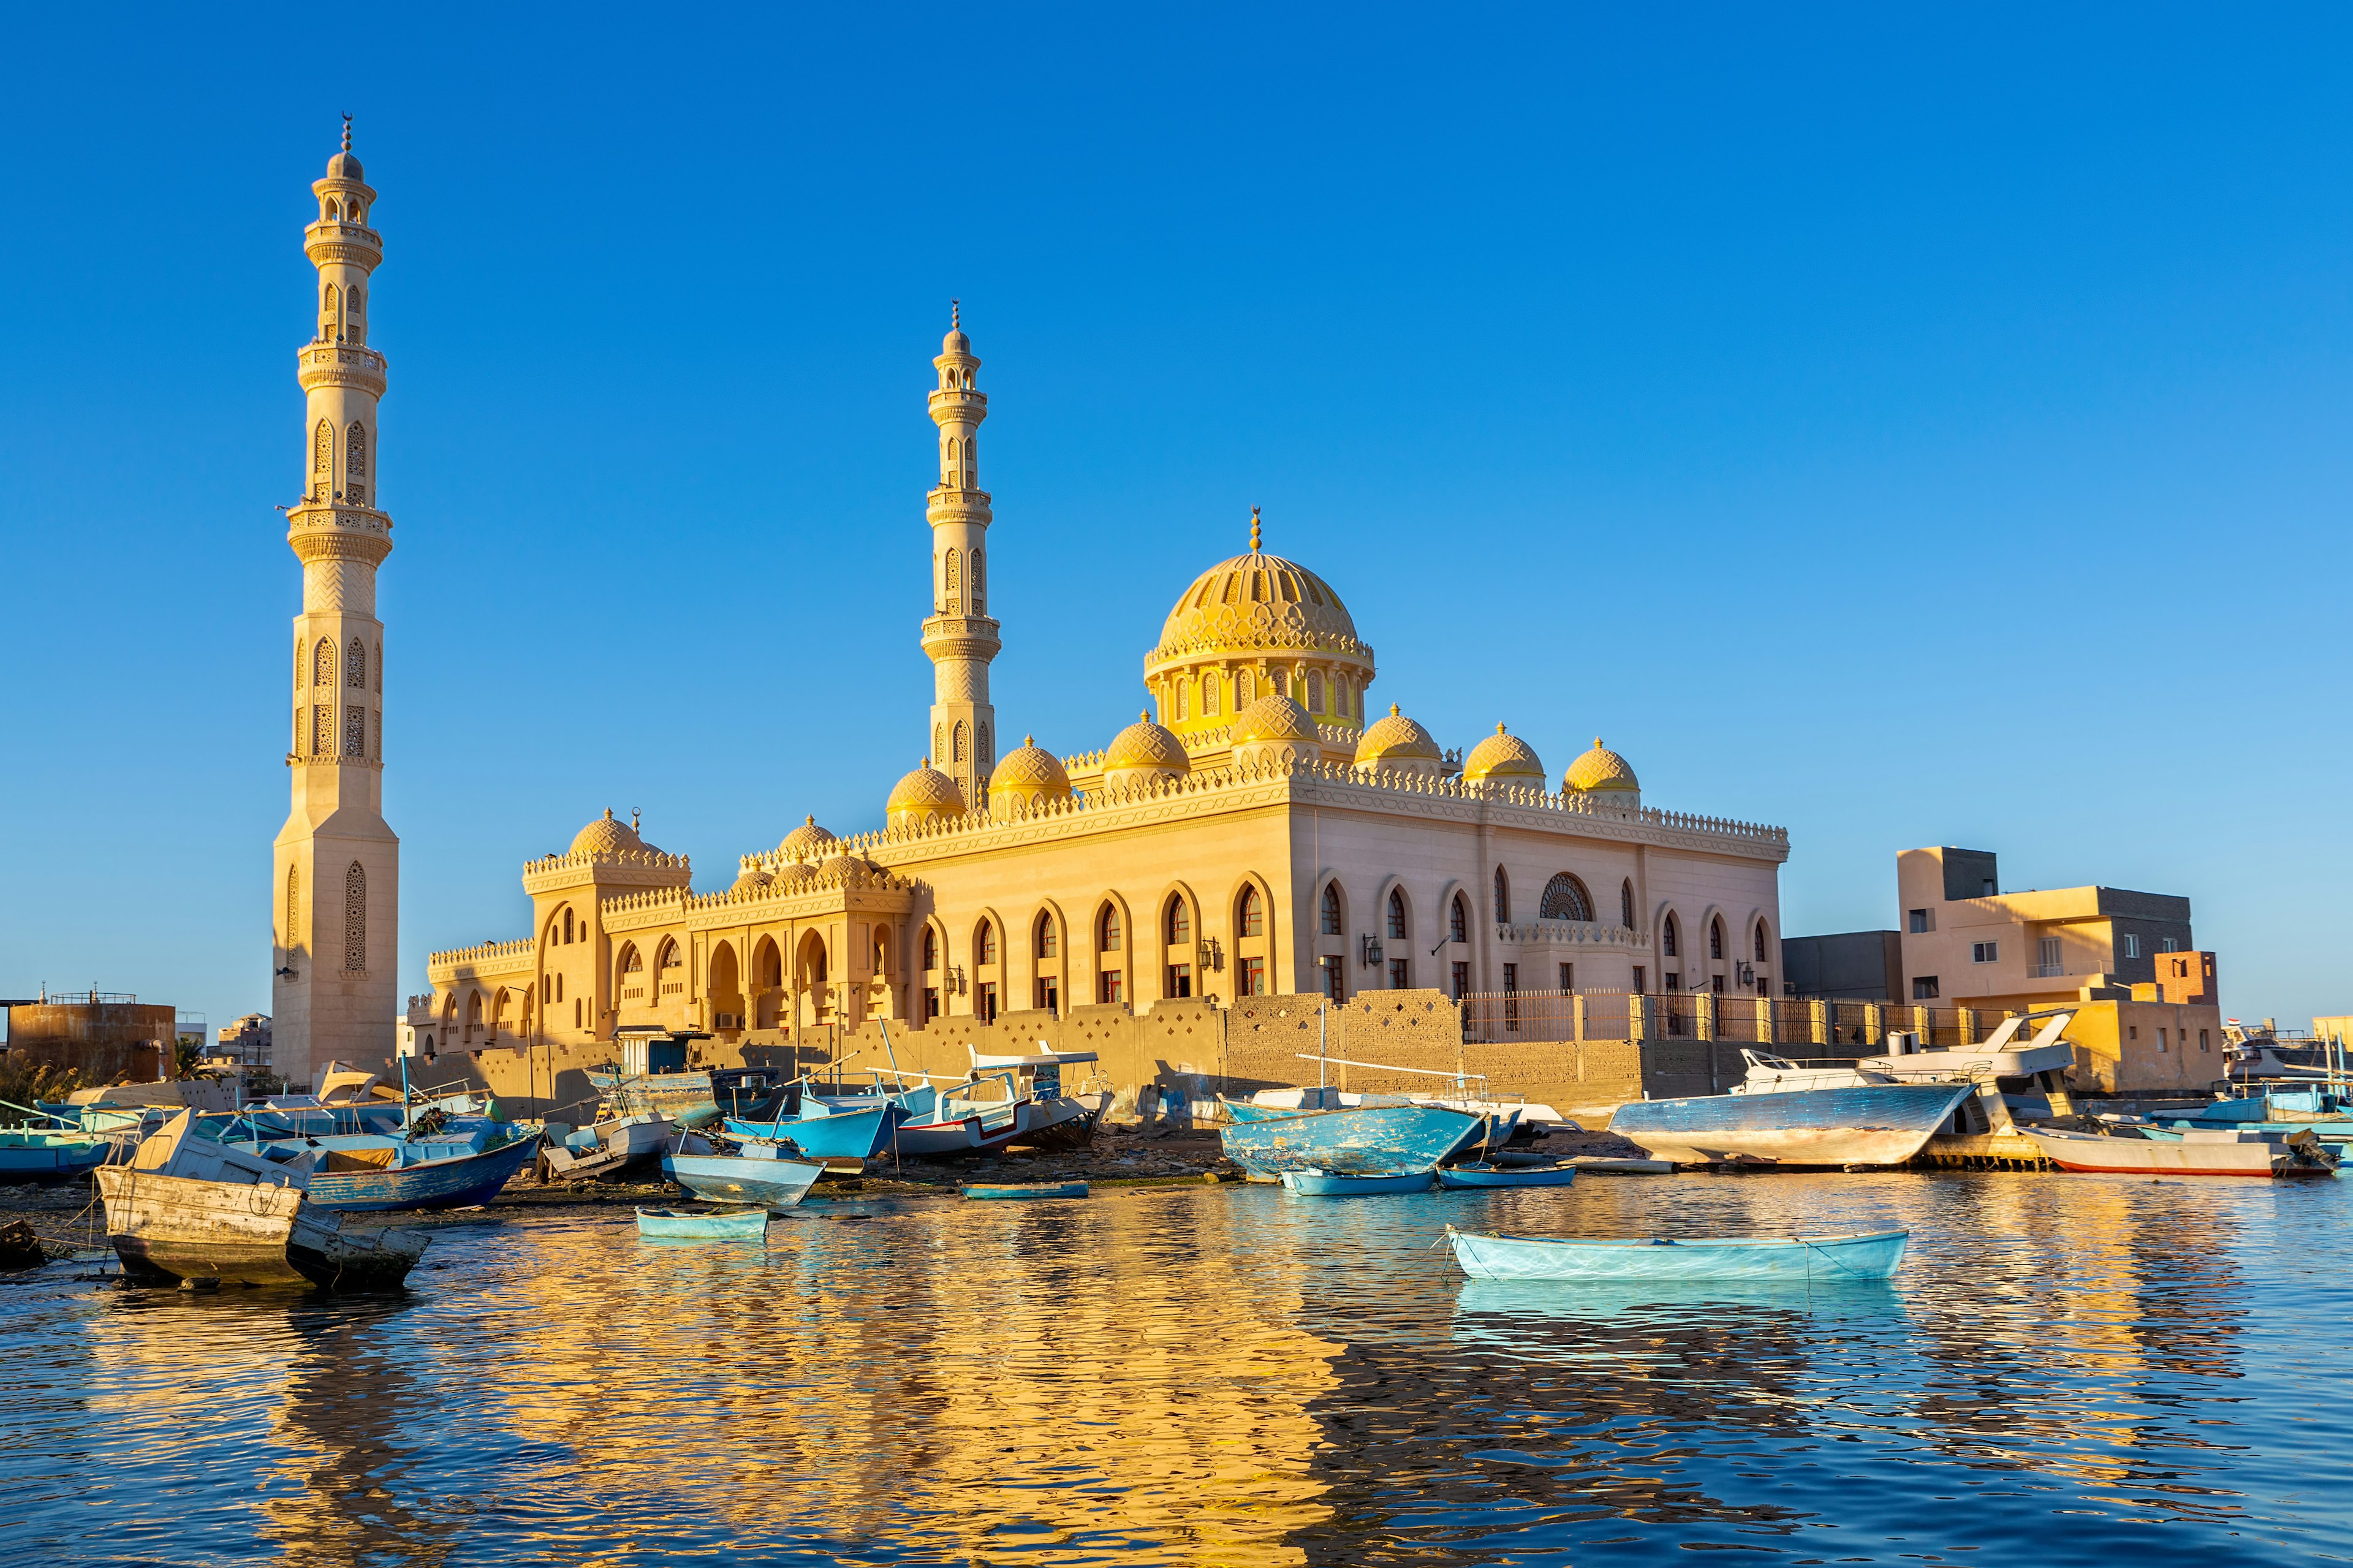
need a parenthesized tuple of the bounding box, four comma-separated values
(920, 305, 1000, 808)
(272, 125, 400, 1091)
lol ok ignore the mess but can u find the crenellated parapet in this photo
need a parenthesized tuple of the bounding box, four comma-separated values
(427, 937, 534, 974)
(522, 844, 693, 897)
(1496, 919, 1648, 948)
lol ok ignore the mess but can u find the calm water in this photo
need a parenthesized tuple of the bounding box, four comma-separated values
(4, 1172, 2349, 1566)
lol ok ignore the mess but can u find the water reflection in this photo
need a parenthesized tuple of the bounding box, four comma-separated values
(3, 1173, 2349, 1564)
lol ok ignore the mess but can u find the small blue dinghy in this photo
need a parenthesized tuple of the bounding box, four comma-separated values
(1279, 1168, 1434, 1196)
(963, 1180, 1089, 1201)
(635, 1206, 770, 1240)
(1437, 1162, 1577, 1189)
(1448, 1225, 1908, 1281)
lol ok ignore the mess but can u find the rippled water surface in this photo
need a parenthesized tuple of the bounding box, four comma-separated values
(6, 1172, 2350, 1566)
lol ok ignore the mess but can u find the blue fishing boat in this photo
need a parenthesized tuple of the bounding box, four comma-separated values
(963, 1180, 1089, 1200)
(303, 1131, 544, 1212)
(1436, 1162, 1577, 1189)
(1449, 1225, 1911, 1281)
(1608, 1078, 1978, 1167)
(635, 1206, 769, 1240)
(1218, 1101, 1486, 1179)
(725, 1098, 900, 1159)
(1279, 1168, 1435, 1196)
(662, 1138, 824, 1209)
(0, 1129, 117, 1183)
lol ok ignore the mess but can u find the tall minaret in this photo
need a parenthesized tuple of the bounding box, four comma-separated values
(922, 303, 1001, 806)
(271, 119, 400, 1091)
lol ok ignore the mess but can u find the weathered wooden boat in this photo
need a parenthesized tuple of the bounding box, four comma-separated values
(1448, 1224, 1911, 1281)
(661, 1137, 825, 1208)
(1218, 1100, 1487, 1179)
(591, 1034, 790, 1127)
(2021, 1124, 2338, 1177)
(302, 1131, 542, 1212)
(890, 1070, 1094, 1157)
(1436, 1162, 1577, 1189)
(968, 1048, 1107, 1150)
(634, 1206, 770, 1239)
(963, 1180, 1089, 1200)
(0, 1128, 118, 1183)
(1607, 1073, 1979, 1167)
(1279, 1168, 1436, 1195)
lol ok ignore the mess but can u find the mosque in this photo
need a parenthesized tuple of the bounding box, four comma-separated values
(419, 312, 1792, 1070)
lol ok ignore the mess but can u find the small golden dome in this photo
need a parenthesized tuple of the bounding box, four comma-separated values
(1461, 723, 1545, 785)
(778, 814, 837, 863)
(1104, 713, 1189, 775)
(887, 759, 967, 828)
(988, 736, 1074, 814)
(818, 853, 879, 881)
(569, 808, 648, 859)
(1564, 737, 1640, 793)
(730, 868, 776, 896)
(1231, 694, 1320, 745)
(1354, 703, 1442, 767)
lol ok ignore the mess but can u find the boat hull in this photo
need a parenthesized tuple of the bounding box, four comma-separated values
(1450, 1226, 1909, 1281)
(2023, 1127, 2336, 1177)
(1219, 1104, 1487, 1178)
(726, 1102, 898, 1159)
(1437, 1163, 1577, 1189)
(661, 1151, 824, 1208)
(1607, 1082, 1977, 1166)
(305, 1134, 542, 1213)
(1280, 1168, 1435, 1195)
(0, 1135, 115, 1183)
(94, 1166, 426, 1289)
(635, 1206, 769, 1238)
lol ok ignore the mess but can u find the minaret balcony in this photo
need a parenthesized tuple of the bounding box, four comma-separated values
(303, 221, 382, 269)
(926, 388, 987, 419)
(920, 614, 1002, 661)
(297, 344, 388, 395)
(287, 502, 393, 566)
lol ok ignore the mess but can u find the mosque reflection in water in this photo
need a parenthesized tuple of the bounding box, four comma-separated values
(39, 1170, 2327, 1566)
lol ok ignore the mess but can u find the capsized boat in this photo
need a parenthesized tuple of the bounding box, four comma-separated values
(1436, 1162, 1577, 1189)
(1607, 1055, 1978, 1167)
(635, 1206, 769, 1240)
(1219, 1099, 1487, 1179)
(1279, 1168, 1434, 1196)
(661, 1135, 825, 1208)
(1448, 1224, 1909, 1281)
(2022, 1124, 2338, 1177)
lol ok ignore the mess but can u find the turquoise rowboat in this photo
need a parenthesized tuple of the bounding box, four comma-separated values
(963, 1181, 1089, 1200)
(635, 1206, 769, 1240)
(1436, 1162, 1577, 1189)
(1449, 1225, 1910, 1281)
(1279, 1168, 1435, 1196)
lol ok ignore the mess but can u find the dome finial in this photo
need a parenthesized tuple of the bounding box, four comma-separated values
(1249, 505, 1262, 553)
(341, 113, 352, 153)
(631, 806, 641, 832)
(950, 298, 960, 330)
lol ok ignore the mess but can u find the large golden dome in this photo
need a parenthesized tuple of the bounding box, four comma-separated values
(1564, 737, 1640, 795)
(1461, 723, 1545, 786)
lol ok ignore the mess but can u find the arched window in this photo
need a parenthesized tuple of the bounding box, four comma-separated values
(1036, 912, 1058, 959)
(1306, 671, 1324, 712)
(312, 419, 333, 493)
(1099, 904, 1122, 951)
(344, 422, 367, 505)
(1320, 883, 1344, 936)
(1493, 866, 1510, 925)
(1663, 915, 1680, 958)
(563, 907, 574, 943)
(1387, 888, 1407, 940)
(1754, 922, 1768, 963)
(1235, 670, 1254, 706)
(1202, 675, 1219, 716)
(343, 703, 365, 756)
(971, 548, 985, 613)
(346, 637, 365, 688)
(1165, 896, 1191, 947)
(922, 926, 939, 970)
(944, 548, 961, 612)
(953, 721, 968, 763)
(934, 724, 945, 762)
(1174, 681, 1189, 721)
(1621, 879, 1635, 930)
(657, 939, 681, 971)
(314, 638, 336, 687)
(1238, 886, 1263, 938)
(1710, 918, 1724, 960)
(977, 724, 990, 763)
(1539, 874, 1594, 923)
(342, 860, 366, 972)
(284, 865, 300, 953)
(374, 643, 382, 692)
(1449, 895, 1468, 944)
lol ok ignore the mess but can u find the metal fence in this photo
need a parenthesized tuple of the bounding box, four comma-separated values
(1461, 989, 2017, 1050)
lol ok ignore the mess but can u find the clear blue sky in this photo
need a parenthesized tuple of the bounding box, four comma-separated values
(3, 6, 2347, 1034)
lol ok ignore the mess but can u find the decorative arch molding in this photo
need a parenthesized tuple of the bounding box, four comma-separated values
(1090, 891, 1135, 1006)
(1696, 903, 1729, 968)
(1539, 872, 1594, 923)
(1374, 875, 1414, 942)
(1314, 872, 1349, 938)
(1434, 877, 1473, 948)
(970, 906, 1008, 971)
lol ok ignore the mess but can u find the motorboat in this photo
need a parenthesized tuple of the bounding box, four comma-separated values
(1609, 1066, 1979, 1167)
(2021, 1124, 2338, 1178)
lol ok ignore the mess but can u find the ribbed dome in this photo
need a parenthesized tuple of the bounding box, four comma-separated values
(778, 814, 837, 863)
(988, 736, 1073, 814)
(731, 868, 776, 896)
(1104, 713, 1188, 773)
(570, 808, 648, 858)
(1152, 549, 1363, 664)
(1564, 737, 1640, 793)
(1231, 694, 1320, 744)
(943, 325, 969, 355)
(886, 759, 967, 828)
(1354, 703, 1442, 766)
(1461, 724, 1545, 785)
(325, 150, 365, 183)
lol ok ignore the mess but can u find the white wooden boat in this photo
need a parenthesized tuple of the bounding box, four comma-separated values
(1449, 1224, 1909, 1281)
(2021, 1125, 2338, 1177)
